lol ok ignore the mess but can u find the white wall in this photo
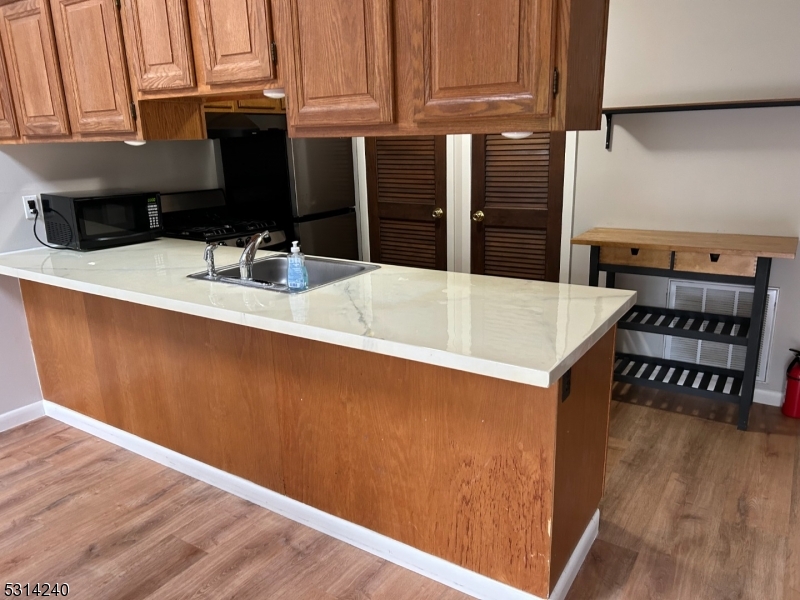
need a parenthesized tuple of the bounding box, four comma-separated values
(1, 141, 218, 252)
(0, 277, 41, 413)
(446, 135, 471, 274)
(604, 0, 800, 106)
(0, 140, 219, 414)
(569, 1, 800, 404)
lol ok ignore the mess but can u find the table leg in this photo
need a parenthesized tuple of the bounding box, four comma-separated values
(589, 246, 600, 287)
(738, 257, 772, 430)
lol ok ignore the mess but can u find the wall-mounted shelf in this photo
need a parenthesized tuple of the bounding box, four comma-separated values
(602, 98, 800, 150)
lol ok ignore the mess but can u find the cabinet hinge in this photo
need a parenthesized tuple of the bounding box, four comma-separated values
(270, 42, 277, 65)
(552, 68, 559, 97)
(130, 102, 137, 122)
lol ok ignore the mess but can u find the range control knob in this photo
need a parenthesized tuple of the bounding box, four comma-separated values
(236, 238, 246, 247)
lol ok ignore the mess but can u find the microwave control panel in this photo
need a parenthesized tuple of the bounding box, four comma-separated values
(148, 198, 161, 230)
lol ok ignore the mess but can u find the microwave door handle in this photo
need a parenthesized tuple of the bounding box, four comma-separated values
(89, 231, 158, 243)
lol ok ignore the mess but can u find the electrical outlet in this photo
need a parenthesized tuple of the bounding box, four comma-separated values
(22, 195, 39, 220)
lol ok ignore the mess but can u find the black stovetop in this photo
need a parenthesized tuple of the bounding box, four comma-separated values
(161, 207, 276, 243)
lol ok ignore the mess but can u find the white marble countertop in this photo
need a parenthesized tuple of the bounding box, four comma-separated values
(0, 239, 635, 387)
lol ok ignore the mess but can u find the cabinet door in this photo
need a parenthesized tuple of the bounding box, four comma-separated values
(236, 97, 282, 112)
(0, 0, 70, 138)
(366, 136, 447, 270)
(0, 45, 18, 138)
(471, 133, 564, 282)
(415, 0, 556, 122)
(203, 99, 235, 111)
(50, 0, 135, 134)
(121, 0, 194, 92)
(192, 0, 275, 85)
(286, 0, 393, 127)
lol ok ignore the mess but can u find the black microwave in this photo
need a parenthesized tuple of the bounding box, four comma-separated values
(40, 190, 163, 251)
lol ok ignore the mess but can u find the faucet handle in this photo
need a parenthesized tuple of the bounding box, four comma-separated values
(239, 230, 271, 280)
(256, 230, 272, 246)
(204, 242, 219, 278)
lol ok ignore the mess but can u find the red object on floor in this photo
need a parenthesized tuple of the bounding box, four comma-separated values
(783, 349, 800, 418)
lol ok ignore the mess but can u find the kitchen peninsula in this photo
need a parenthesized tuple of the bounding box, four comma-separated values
(0, 240, 635, 600)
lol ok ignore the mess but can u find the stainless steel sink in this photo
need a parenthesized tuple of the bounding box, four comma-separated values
(188, 254, 379, 293)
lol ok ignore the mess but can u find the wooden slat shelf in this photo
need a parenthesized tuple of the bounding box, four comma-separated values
(615, 353, 744, 404)
(618, 305, 751, 346)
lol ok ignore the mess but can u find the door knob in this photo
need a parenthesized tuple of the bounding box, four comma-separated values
(432, 207, 444, 219)
(471, 210, 485, 222)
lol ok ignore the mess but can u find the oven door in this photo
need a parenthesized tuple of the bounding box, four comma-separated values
(74, 194, 162, 249)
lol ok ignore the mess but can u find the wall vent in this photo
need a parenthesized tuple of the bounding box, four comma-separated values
(664, 280, 778, 383)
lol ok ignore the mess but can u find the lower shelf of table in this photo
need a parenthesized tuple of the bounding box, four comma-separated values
(614, 352, 745, 404)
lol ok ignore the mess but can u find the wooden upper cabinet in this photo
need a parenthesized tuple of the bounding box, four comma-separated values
(285, 0, 393, 127)
(414, 0, 556, 122)
(0, 43, 18, 139)
(276, 0, 609, 136)
(121, 0, 195, 93)
(191, 0, 275, 86)
(0, 0, 70, 138)
(49, 0, 135, 134)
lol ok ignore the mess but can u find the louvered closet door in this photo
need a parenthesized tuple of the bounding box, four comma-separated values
(471, 133, 565, 282)
(365, 136, 447, 270)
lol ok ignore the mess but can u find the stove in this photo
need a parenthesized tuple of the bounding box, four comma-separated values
(159, 189, 288, 250)
(165, 219, 275, 245)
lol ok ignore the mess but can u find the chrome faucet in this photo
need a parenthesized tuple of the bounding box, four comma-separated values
(239, 231, 272, 280)
(203, 243, 219, 278)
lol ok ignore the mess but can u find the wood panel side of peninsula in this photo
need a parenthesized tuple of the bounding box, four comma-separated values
(21, 280, 615, 598)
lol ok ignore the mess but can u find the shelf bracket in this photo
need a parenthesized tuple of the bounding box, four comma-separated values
(601, 98, 800, 151)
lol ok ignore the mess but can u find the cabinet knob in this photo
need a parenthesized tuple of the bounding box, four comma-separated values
(471, 210, 485, 223)
(432, 207, 444, 220)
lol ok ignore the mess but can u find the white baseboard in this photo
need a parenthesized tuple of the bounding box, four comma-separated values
(43, 400, 596, 600)
(0, 401, 45, 433)
(549, 510, 598, 600)
(754, 388, 783, 407)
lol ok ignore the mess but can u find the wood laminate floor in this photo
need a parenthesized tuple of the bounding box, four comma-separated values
(1, 387, 798, 599)
(568, 385, 800, 600)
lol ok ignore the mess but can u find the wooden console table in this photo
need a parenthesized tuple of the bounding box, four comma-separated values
(572, 228, 798, 430)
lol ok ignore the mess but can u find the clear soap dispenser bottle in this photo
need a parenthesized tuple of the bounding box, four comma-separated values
(287, 241, 308, 290)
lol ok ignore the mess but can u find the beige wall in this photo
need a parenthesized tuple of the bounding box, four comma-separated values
(604, 0, 800, 106)
(0, 277, 41, 414)
(0, 140, 219, 415)
(569, 1, 800, 403)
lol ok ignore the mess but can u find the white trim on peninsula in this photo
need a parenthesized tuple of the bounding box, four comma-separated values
(43, 400, 597, 600)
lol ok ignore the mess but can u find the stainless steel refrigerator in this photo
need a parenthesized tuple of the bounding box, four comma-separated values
(286, 136, 359, 260)
(207, 113, 359, 260)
